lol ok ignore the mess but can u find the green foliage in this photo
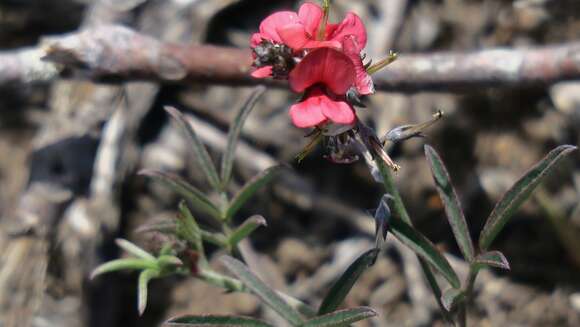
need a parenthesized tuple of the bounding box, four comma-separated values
(302, 307, 377, 327)
(221, 86, 266, 188)
(226, 165, 284, 221)
(441, 288, 465, 312)
(425, 145, 474, 262)
(91, 239, 182, 315)
(389, 216, 460, 288)
(318, 249, 379, 315)
(221, 256, 304, 326)
(165, 105, 221, 191)
(479, 145, 577, 250)
(167, 315, 274, 326)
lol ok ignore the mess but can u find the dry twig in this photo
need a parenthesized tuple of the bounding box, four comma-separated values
(2, 25, 579, 92)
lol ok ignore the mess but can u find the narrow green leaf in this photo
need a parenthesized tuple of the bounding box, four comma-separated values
(424, 145, 475, 262)
(221, 86, 266, 188)
(303, 307, 377, 327)
(91, 258, 157, 279)
(479, 145, 577, 250)
(221, 256, 303, 326)
(228, 215, 267, 247)
(377, 158, 450, 319)
(166, 314, 273, 326)
(200, 230, 228, 247)
(138, 269, 160, 315)
(116, 239, 156, 261)
(165, 106, 221, 191)
(473, 251, 510, 271)
(389, 217, 460, 288)
(318, 249, 379, 315)
(157, 255, 183, 268)
(226, 165, 283, 220)
(441, 288, 465, 312)
(140, 169, 221, 220)
(177, 202, 203, 248)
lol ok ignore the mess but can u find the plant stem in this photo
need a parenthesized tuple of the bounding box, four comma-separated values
(198, 268, 316, 317)
(376, 159, 454, 323)
(459, 265, 478, 327)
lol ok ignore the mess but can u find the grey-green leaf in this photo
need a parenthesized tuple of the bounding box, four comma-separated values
(226, 165, 283, 220)
(228, 215, 267, 248)
(473, 251, 510, 271)
(116, 239, 156, 261)
(479, 145, 577, 250)
(303, 307, 377, 327)
(221, 86, 266, 188)
(389, 217, 460, 288)
(138, 269, 160, 315)
(221, 256, 303, 326)
(441, 288, 465, 312)
(318, 249, 379, 315)
(377, 158, 450, 319)
(165, 106, 221, 191)
(140, 169, 221, 221)
(166, 314, 274, 326)
(91, 258, 157, 279)
(424, 145, 475, 262)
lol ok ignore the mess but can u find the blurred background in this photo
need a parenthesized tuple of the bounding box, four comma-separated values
(0, 0, 579, 326)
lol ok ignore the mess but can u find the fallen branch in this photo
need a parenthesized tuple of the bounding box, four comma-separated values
(3, 25, 580, 92)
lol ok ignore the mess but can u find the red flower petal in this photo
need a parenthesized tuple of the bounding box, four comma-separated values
(289, 48, 355, 95)
(251, 66, 273, 78)
(298, 2, 323, 37)
(259, 11, 300, 43)
(277, 23, 311, 50)
(319, 94, 356, 125)
(342, 35, 374, 95)
(329, 13, 367, 52)
(289, 92, 328, 128)
(250, 33, 262, 48)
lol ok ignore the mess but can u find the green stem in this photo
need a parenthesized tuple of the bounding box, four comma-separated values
(200, 230, 228, 248)
(198, 268, 316, 317)
(459, 266, 478, 327)
(376, 159, 454, 323)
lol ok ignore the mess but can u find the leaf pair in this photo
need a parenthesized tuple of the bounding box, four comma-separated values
(425, 144, 576, 258)
(91, 239, 183, 315)
(421, 144, 575, 310)
(145, 87, 282, 222)
(164, 86, 265, 194)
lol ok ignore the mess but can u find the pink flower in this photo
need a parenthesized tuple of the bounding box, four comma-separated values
(288, 47, 357, 128)
(250, 2, 376, 129)
(289, 87, 355, 128)
(250, 2, 372, 93)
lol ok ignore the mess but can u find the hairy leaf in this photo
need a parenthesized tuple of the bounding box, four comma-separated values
(318, 249, 379, 315)
(424, 145, 474, 262)
(226, 165, 283, 220)
(91, 258, 156, 279)
(221, 86, 266, 188)
(228, 215, 267, 247)
(479, 145, 577, 250)
(138, 269, 160, 315)
(221, 256, 303, 326)
(167, 314, 273, 326)
(165, 106, 221, 191)
(473, 251, 510, 271)
(140, 169, 221, 220)
(389, 217, 460, 288)
(303, 307, 377, 327)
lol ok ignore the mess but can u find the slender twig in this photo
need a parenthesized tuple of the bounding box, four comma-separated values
(3, 25, 580, 93)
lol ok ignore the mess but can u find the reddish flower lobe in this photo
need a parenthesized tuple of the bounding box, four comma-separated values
(289, 47, 355, 95)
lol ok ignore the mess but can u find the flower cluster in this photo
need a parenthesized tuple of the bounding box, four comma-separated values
(250, 2, 374, 129)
